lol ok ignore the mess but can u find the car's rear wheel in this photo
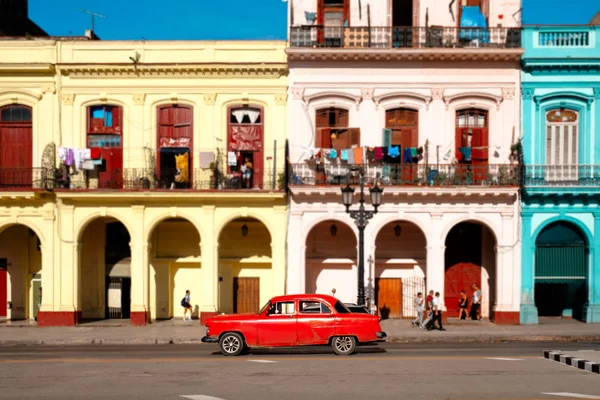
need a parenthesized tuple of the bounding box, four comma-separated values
(331, 336, 356, 356)
(219, 332, 244, 356)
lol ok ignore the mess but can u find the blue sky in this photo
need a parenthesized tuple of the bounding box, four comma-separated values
(29, 0, 599, 40)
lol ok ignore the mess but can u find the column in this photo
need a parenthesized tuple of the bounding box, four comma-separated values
(492, 213, 520, 324)
(200, 206, 218, 325)
(287, 211, 304, 294)
(271, 205, 287, 297)
(594, 88, 600, 165)
(584, 213, 600, 323)
(521, 89, 534, 165)
(520, 214, 538, 324)
(129, 205, 148, 326)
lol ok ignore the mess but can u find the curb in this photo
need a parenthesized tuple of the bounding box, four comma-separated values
(543, 350, 600, 374)
(387, 335, 600, 344)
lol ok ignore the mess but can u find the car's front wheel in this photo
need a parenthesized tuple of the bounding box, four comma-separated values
(331, 336, 356, 356)
(219, 332, 244, 356)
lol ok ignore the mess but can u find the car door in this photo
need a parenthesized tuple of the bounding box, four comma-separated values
(257, 301, 298, 347)
(296, 300, 336, 345)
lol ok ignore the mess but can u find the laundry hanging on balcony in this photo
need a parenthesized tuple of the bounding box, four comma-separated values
(228, 125, 263, 152)
(459, 6, 490, 44)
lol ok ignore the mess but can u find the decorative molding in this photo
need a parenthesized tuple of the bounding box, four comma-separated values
(58, 64, 288, 79)
(291, 86, 305, 100)
(594, 87, 600, 99)
(374, 91, 432, 111)
(62, 94, 75, 106)
(361, 88, 374, 101)
(203, 93, 216, 105)
(443, 91, 503, 111)
(132, 93, 146, 105)
(41, 83, 56, 95)
(274, 93, 288, 105)
(501, 87, 515, 100)
(430, 88, 444, 100)
(522, 88, 534, 100)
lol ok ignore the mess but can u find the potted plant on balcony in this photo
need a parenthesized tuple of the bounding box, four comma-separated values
(277, 172, 286, 190)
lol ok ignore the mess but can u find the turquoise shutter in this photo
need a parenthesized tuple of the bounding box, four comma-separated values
(382, 128, 392, 147)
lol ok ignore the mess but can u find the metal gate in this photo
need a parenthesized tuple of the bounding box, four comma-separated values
(106, 277, 131, 319)
(402, 276, 426, 318)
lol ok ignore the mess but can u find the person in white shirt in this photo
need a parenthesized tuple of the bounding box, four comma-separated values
(429, 292, 446, 331)
(329, 288, 336, 297)
(470, 284, 482, 321)
(412, 292, 424, 327)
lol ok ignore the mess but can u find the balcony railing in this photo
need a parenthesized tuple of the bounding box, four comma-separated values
(290, 26, 521, 49)
(289, 163, 521, 187)
(525, 165, 600, 187)
(0, 168, 54, 191)
(54, 168, 287, 192)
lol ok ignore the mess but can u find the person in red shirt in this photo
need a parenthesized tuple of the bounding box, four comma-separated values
(419, 290, 435, 330)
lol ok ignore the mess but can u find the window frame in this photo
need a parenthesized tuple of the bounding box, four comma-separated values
(298, 300, 332, 314)
(545, 108, 579, 181)
(87, 105, 122, 135)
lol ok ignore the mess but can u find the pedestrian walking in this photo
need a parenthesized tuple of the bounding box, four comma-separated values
(181, 290, 193, 321)
(458, 290, 469, 320)
(329, 288, 337, 297)
(430, 292, 446, 331)
(420, 290, 435, 330)
(412, 292, 424, 327)
(470, 284, 482, 321)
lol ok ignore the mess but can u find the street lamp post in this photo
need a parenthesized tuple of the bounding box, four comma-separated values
(341, 167, 383, 306)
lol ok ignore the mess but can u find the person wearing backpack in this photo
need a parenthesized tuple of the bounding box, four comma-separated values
(181, 290, 193, 321)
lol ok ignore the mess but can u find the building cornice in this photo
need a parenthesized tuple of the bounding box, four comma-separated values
(56, 63, 288, 79)
(286, 48, 523, 62)
(0, 63, 56, 74)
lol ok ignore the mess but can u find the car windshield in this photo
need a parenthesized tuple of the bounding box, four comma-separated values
(334, 301, 350, 314)
(258, 301, 271, 315)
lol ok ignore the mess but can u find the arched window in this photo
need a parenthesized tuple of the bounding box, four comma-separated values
(227, 106, 264, 189)
(86, 105, 123, 189)
(455, 108, 489, 164)
(0, 105, 33, 187)
(156, 105, 193, 189)
(545, 108, 578, 181)
(384, 107, 418, 149)
(314, 107, 359, 151)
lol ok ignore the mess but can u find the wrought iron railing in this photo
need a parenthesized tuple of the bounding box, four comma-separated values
(289, 163, 522, 187)
(524, 165, 600, 187)
(0, 168, 54, 190)
(290, 26, 522, 49)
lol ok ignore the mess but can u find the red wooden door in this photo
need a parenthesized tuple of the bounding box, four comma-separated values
(375, 278, 402, 319)
(0, 265, 7, 318)
(0, 105, 33, 187)
(157, 105, 193, 183)
(444, 262, 482, 318)
(98, 147, 123, 189)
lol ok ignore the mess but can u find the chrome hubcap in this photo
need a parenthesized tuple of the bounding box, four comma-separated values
(334, 337, 353, 352)
(222, 336, 241, 353)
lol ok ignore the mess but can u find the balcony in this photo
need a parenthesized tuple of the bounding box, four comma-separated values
(288, 26, 522, 61)
(0, 168, 54, 191)
(289, 163, 521, 188)
(522, 26, 600, 67)
(525, 165, 600, 189)
(53, 168, 287, 192)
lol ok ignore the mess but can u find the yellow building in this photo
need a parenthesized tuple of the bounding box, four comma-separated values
(0, 39, 288, 326)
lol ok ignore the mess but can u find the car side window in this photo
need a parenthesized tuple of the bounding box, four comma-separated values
(299, 301, 332, 314)
(268, 301, 295, 316)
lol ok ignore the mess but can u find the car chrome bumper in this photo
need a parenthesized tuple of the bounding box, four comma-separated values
(376, 331, 387, 339)
(201, 336, 218, 343)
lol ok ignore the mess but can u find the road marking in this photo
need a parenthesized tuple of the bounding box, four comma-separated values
(247, 360, 278, 363)
(0, 355, 540, 364)
(542, 393, 600, 399)
(386, 348, 482, 353)
(180, 396, 226, 400)
(485, 357, 525, 361)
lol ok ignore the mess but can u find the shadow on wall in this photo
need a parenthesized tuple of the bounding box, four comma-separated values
(380, 304, 391, 320)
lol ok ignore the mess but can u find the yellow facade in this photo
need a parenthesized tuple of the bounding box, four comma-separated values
(0, 39, 288, 325)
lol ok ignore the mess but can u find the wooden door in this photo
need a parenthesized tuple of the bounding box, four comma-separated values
(0, 105, 33, 187)
(375, 278, 402, 319)
(0, 259, 7, 318)
(98, 147, 122, 189)
(233, 277, 260, 314)
(444, 262, 481, 318)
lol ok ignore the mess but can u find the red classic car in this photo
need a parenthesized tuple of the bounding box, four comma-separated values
(201, 294, 386, 356)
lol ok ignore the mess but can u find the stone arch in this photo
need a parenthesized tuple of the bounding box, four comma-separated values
(305, 91, 361, 108)
(215, 212, 275, 245)
(376, 92, 431, 111)
(445, 92, 502, 111)
(302, 214, 358, 244)
(0, 90, 42, 108)
(371, 215, 429, 247)
(440, 216, 499, 245)
(75, 212, 134, 243)
(0, 220, 46, 245)
(145, 212, 203, 245)
(531, 215, 592, 250)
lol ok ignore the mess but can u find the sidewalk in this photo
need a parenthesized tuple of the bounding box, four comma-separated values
(1, 317, 599, 346)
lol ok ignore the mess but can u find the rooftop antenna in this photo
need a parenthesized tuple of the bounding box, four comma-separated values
(79, 9, 106, 33)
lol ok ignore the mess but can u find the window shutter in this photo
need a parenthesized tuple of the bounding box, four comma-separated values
(317, 0, 325, 25)
(349, 128, 361, 147)
(316, 127, 332, 148)
(113, 106, 122, 134)
(316, 109, 329, 128)
(455, 128, 466, 151)
(343, 0, 350, 25)
(471, 128, 487, 161)
(382, 128, 392, 147)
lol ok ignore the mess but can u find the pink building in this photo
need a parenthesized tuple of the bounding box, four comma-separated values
(285, 0, 523, 324)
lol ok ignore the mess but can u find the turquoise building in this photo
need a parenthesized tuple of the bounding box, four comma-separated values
(520, 23, 600, 324)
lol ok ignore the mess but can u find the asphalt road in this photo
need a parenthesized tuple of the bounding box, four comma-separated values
(1, 342, 599, 400)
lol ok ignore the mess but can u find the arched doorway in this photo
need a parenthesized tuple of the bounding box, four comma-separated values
(0, 225, 42, 320)
(148, 218, 201, 320)
(444, 221, 496, 319)
(0, 104, 33, 188)
(79, 218, 131, 321)
(218, 218, 271, 314)
(375, 221, 426, 319)
(305, 220, 356, 303)
(535, 221, 588, 320)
